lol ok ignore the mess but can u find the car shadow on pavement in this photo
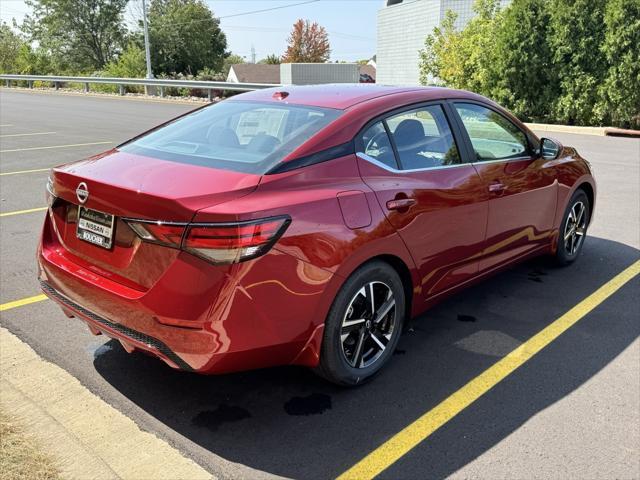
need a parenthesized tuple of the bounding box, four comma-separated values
(94, 236, 639, 480)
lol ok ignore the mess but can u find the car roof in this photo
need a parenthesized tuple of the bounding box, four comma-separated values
(228, 84, 477, 110)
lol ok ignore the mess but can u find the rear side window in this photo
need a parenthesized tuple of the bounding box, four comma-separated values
(120, 101, 342, 174)
(454, 103, 530, 161)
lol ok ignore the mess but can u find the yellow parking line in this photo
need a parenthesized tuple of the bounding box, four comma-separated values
(0, 124, 14, 127)
(0, 167, 50, 176)
(0, 294, 48, 312)
(337, 260, 640, 480)
(0, 141, 112, 153)
(0, 131, 56, 138)
(0, 207, 47, 217)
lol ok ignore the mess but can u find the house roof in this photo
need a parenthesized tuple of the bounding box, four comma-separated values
(229, 64, 280, 84)
(359, 64, 376, 80)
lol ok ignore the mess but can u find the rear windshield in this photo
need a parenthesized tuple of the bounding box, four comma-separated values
(119, 100, 342, 174)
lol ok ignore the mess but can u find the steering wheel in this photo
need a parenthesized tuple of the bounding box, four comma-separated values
(365, 131, 390, 153)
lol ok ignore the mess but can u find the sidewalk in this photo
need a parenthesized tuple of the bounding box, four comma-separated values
(0, 327, 214, 480)
(525, 122, 607, 136)
(526, 122, 640, 138)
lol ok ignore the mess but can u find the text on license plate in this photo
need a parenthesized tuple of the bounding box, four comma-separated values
(77, 206, 115, 249)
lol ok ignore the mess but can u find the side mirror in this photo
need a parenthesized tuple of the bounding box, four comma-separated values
(540, 137, 562, 160)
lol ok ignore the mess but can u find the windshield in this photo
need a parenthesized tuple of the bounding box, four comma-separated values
(119, 100, 342, 174)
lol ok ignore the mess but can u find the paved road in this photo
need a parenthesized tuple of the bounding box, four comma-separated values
(1, 89, 639, 480)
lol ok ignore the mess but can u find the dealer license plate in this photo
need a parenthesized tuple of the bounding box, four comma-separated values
(77, 206, 115, 249)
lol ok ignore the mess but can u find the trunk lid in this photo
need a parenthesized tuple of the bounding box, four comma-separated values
(46, 149, 260, 290)
(52, 149, 261, 221)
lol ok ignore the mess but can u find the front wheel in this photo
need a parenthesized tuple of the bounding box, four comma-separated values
(316, 261, 405, 386)
(556, 189, 590, 265)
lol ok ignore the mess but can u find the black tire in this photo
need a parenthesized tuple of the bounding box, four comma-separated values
(555, 189, 590, 266)
(316, 260, 405, 386)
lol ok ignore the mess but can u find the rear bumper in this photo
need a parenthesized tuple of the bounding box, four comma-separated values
(40, 280, 194, 371)
(38, 211, 333, 374)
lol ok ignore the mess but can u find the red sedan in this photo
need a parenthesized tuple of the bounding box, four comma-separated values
(38, 85, 596, 385)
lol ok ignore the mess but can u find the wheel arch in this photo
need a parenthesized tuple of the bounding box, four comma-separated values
(293, 231, 420, 362)
(576, 182, 595, 225)
(292, 251, 418, 368)
(362, 254, 415, 323)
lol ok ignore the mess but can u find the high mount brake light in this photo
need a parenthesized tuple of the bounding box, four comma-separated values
(124, 216, 291, 264)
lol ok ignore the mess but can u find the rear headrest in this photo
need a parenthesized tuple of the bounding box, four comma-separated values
(393, 119, 425, 149)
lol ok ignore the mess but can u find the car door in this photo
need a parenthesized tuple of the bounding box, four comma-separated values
(356, 102, 489, 301)
(451, 102, 558, 272)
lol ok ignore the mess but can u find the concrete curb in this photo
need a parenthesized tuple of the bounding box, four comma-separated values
(0, 327, 215, 480)
(604, 127, 640, 138)
(525, 123, 607, 137)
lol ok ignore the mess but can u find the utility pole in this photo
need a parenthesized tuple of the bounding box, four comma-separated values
(142, 0, 153, 93)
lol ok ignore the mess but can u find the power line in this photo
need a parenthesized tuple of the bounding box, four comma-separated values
(218, 0, 321, 19)
(144, 0, 321, 28)
(223, 24, 374, 41)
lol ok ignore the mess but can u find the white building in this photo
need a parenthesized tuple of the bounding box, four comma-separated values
(226, 63, 377, 85)
(376, 0, 510, 85)
(280, 63, 360, 85)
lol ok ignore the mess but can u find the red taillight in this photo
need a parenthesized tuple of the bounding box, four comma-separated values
(124, 216, 290, 264)
(183, 217, 290, 264)
(126, 221, 185, 247)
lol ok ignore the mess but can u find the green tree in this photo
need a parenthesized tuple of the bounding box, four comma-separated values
(488, 0, 558, 122)
(0, 23, 24, 73)
(548, 0, 608, 125)
(147, 0, 227, 75)
(282, 19, 330, 63)
(22, 0, 128, 72)
(418, 0, 638, 127)
(13, 45, 55, 74)
(419, 10, 463, 86)
(597, 0, 640, 128)
(222, 53, 245, 76)
(419, 0, 502, 93)
(103, 43, 147, 78)
(93, 43, 147, 93)
(0, 23, 54, 75)
(258, 54, 281, 65)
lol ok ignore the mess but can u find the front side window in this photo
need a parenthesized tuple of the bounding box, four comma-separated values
(120, 101, 342, 174)
(386, 105, 460, 169)
(454, 103, 530, 161)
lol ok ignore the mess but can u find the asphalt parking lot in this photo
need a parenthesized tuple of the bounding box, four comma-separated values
(1, 89, 639, 479)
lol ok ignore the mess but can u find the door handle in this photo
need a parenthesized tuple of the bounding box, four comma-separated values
(386, 198, 416, 211)
(488, 182, 505, 193)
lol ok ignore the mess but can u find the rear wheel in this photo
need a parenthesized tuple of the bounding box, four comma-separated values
(556, 189, 590, 265)
(316, 261, 405, 386)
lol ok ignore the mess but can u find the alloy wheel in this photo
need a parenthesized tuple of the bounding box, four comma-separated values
(563, 200, 587, 256)
(340, 281, 396, 369)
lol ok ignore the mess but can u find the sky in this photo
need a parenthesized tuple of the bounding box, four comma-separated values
(0, 0, 381, 62)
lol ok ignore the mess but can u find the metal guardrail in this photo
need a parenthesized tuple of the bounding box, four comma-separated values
(0, 74, 278, 99)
